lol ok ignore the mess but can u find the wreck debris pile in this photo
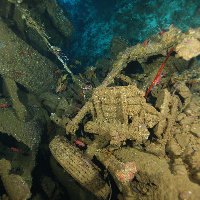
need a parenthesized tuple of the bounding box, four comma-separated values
(49, 25, 200, 199)
(83, 85, 160, 146)
(63, 85, 161, 144)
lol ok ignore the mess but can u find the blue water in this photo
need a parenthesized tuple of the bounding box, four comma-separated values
(59, 0, 200, 69)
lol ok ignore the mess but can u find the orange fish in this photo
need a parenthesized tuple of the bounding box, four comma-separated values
(10, 147, 22, 152)
(79, 73, 84, 80)
(59, 83, 67, 92)
(55, 84, 62, 93)
(90, 71, 96, 78)
(57, 77, 62, 85)
(73, 138, 85, 147)
(0, 104, 9, 108)
(144, 40, 148, 47)
(55, 70, 65, 73)
(61, 74, 68, 82)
